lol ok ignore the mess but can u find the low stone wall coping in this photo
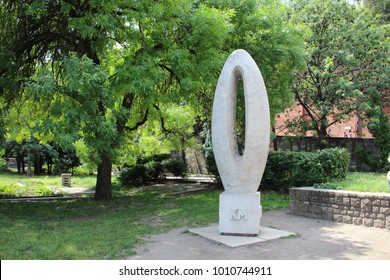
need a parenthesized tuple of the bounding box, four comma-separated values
(290, 187, 390, 230)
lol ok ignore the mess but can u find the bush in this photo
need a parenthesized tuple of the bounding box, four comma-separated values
(118, 164, 147, 186)
(355, 144, 379, 172)
(0, 184, 20, 198)
(0, 149, 7, 172)
(204, 152, 222, 185)
(144, 161, 164, 180)
(0, 159, 6, 172)
(119, 155, 187, 187)
(162, 159, 187, 177)
(0, 183, 63, 198)
(261, 147, 350, 192)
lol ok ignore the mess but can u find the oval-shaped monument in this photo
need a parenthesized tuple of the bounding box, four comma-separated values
(211, 49, 270, 193)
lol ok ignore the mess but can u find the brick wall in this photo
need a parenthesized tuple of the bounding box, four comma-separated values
(289, 187, 390, 230)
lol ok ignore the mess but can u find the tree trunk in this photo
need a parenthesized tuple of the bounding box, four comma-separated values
(21, 156, 25, 173)
(94, 153, 112, 200)
(16, 153, 22, 173)
(34, 156, 43, 175)
(272, 127, 278, 151)
(47, 162, 52, 175)
(27, 150, 32, 176)
(317, 125, 329, 149)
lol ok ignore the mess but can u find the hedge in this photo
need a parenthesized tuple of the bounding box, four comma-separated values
(206, 147, 350, 192)
(119, 155, 187, 187)
(260, 147, 350, 192)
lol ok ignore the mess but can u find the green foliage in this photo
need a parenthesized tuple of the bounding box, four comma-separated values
(74, 140, 98, 175)
(366, 108, 390, 171)
(261, 148, 350, 192)
(52, 148, 80, 175)
(287, 0, 390, 140)
(0, 179, 288, 259)
(0, 150, 6, 172)
(0, 115, 5, 150)
(204, 152, 222, 185)
(119, 155, 187, 187)
(2, 0, 305, 199)
(260, 191, 290, 211)
(0, 182, 63, 198)
(315, 172, 389, 193)
(199, 0, 306, 122)
(162, 158, 187, 177)
(4, 139, 80, 175)
(0, 184, 23, 198)
(355, 144, 380, 172)
(313, 182, 343, 190)
(119, 164, 147, 185)
(365, 0, 390, 23)
(117, 104, 197, 167)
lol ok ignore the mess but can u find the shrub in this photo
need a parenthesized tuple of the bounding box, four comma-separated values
(0, 183, 63, 198)
(118, 164, 147, 186)
(119, 155, 187, 187)
(0, 159, 6, 172)
(315, 147, 350, 181)
(162, 159, 187, 177)
(260, 147, 350, 192)
(204, 152, 222, 185)
(0, 184, 19, 198)
(144, 161, 164, 180)
(355, 144, 379, 172)
(0, 149, 7, 172)
(34, 184, 60, 197)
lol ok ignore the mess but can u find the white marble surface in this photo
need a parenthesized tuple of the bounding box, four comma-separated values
(211, 49, 270, 193)
(219, 191, 262, 235)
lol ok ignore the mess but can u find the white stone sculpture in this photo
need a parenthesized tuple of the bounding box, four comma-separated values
(212, 49, 270, 236)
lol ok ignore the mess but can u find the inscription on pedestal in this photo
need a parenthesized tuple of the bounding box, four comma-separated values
(230, 209, 248, 221)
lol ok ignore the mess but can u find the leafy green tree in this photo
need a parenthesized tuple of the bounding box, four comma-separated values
(2, 0, 306, 199)
(199, 0, 306, 165)
(117, 104, 197, 166)
(365, 0, 390, 23)
(5, 0, 232, 199)
(286, 0, 390, 146)
(198, 0, 306, 120)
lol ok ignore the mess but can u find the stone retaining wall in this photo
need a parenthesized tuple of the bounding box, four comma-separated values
(289, 187, 390, 230)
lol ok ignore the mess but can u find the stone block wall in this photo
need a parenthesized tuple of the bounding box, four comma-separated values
(289, 187, 390, 230)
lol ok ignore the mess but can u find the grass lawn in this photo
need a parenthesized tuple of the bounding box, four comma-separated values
(315, 172, 389, 193)
(337, 172, 389, 193)
(1, 171, 387, 259)
(0, 173, 289, 259)
(0, 173, 97, 198)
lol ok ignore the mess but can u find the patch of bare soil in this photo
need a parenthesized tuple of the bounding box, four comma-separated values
(128, 209, 390, 260)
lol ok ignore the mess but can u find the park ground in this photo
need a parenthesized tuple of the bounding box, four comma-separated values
(129, 209, 390, 260)
(0, 172, 389, 260)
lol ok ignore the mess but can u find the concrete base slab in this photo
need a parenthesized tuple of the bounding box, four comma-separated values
(189, 226, 295, 248)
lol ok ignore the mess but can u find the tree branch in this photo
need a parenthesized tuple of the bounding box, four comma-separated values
(127, 109, 149, 131)
(153, 104, 173, 134)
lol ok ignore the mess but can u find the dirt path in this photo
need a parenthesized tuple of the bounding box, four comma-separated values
(128, 209, 390, 260)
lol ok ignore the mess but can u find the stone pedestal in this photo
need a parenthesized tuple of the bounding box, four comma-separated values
(219, 191, 262, 236)
(61, 173, 72, 187)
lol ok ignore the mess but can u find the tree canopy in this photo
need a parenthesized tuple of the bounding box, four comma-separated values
(0, 0, 307, 199)
(285, 0, 390, 143)
(365, 0, 390, 23)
